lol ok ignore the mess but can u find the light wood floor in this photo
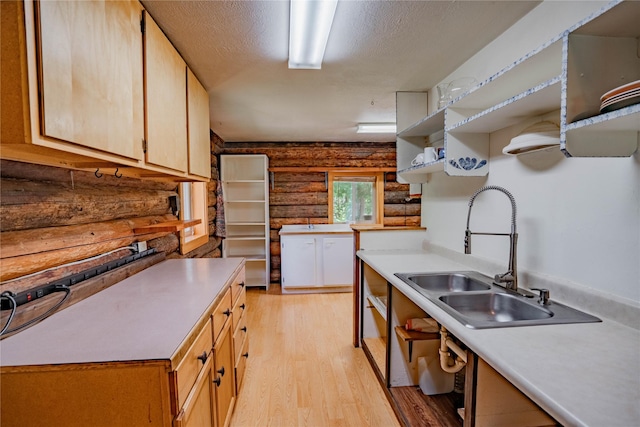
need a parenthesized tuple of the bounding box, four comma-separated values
(230, 288, 400, 427)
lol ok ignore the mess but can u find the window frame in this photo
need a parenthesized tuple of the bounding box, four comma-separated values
(328, 171, 384, 225)
(179, 181, 209, 255)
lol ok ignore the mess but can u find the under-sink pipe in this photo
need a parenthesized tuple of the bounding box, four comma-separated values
(439, 326, 467, 374)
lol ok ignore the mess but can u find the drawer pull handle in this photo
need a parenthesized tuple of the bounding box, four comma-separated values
(240, 304, 246, 310)
(241, 326, 247, 332)
(223, 309, 231, 317)
(242, 352, 249, 358)
(217, 366, 225, 377)
(239, 282, 245, 288)
(197, 351, 208, 364)
(213, 376, 221, 387)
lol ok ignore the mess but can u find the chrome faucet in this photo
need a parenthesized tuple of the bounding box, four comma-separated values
(464, 186, 518, 291)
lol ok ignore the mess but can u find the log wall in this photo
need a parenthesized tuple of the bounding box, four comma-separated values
(0, 132, 224, 334)
(222, 142, 421, 284)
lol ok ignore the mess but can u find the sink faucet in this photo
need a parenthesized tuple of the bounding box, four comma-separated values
(464, 186, 518, 291)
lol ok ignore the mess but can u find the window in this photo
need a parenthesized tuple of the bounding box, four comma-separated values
(328, 171, 384, 225)
(179, 182, 209, 254)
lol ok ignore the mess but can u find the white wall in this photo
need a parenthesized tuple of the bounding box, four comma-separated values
(422, 1, 640, 303)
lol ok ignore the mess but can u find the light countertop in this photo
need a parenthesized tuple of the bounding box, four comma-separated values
(358, 249, 640, 427)
(0, 258, 244, 366)
(279, 224, 354, 235)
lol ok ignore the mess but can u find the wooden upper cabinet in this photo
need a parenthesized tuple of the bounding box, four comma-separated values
(187, 69, 211, 179)
(37, 0, 144, 160)
(143, 11, 188, 173)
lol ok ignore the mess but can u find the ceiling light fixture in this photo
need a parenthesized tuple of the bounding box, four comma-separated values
(288, 0, 338, 69)
(357, 123, 397, 134)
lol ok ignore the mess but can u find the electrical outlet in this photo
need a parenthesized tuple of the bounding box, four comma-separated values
(133, 241, 147, 253)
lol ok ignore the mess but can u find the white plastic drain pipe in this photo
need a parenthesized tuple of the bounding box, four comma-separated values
(439, 326, 467, 374)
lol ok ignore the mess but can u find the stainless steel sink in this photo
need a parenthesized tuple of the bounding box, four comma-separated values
(435, 291, 602, 329)
(395, 271, 493, 293)
(394, 271, 601, 329)
(439, 292, 552, 322)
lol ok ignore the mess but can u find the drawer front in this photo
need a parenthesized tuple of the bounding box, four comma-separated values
(230, 268, 246, 304)
(235, 337, 249, 393)
(233, 313, 248, 362)
(232, 285, 247, 333)
(173, 355, 215, 427)
(175, 318, 213, 410)
(212, 288, 232, 343)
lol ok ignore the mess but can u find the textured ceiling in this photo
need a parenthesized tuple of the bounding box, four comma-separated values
(141, 1, 540, 142)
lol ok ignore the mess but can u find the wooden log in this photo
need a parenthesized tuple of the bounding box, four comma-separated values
(0, 215, 177, 281)
(384, 204, 421, 217)
(270, 241, 280, 257)
(270, 192, 328, 206)
(147, 234, 180, 255)
(1, 178, 175, 231)
(383, 216, 422, 227)
(0, 252, 166, 339)
(0, 159, 178, 192)
(0, 248, 134, 295)
(270, 205, 328, 218)
(0, 214, 176, 259)
(271, 181, 327, 193)
(272, 172, 326, 182)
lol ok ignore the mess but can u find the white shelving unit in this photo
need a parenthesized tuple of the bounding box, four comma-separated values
(221, 154, 270, 289)
(396, 0, 639, 184)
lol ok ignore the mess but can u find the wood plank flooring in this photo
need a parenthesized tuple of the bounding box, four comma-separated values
(230, 288, 400, 427)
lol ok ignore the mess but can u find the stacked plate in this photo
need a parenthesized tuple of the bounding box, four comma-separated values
(600, 80, 640, 113)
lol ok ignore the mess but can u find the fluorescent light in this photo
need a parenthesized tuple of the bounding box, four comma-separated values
(357, 123, 397, 134)
(288, 0, 338, 69)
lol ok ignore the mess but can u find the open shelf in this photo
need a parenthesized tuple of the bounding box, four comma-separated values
(221, 154, 270, 289)
(367, 294, 388, 321)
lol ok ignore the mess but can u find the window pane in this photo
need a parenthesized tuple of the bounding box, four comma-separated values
(180, 183, 194, 237)
(333, 180, 376, 224)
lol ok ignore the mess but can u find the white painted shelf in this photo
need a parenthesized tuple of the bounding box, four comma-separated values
(396, 0, 639, 183)
(221, 154, 270, 289)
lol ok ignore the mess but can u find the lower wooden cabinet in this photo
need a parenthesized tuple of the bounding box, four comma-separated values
(174, 354, 215, 427)
(232, 283, 249, 393)
(214, 320, 236, 427)
(0, 259, 246, 427)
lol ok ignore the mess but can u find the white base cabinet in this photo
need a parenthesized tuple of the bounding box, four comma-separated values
(280, 230, 353, 293)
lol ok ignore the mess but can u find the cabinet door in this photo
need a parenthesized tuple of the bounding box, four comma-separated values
(322, 236, 354, 286)
(174, 354, 215, 427)
(281, 237, 317, 288)
(143, 11, 188, 172)
(187, 68, 211, 178)
(214, 321, 236, 427)
(37, 0, 144, 160)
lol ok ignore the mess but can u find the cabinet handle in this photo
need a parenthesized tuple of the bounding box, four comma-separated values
(217, 366, 225, 377)
(223, 309, 231, 316)
(242, 352, 249, 358)
(240, 303, 246, 310)
(239, 282, 245, 288)
(241, 326, 247, 332)
(197, 351, 208, 364)
(213, 376, 221, 387)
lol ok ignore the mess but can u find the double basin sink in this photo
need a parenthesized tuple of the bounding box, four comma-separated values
(394, 271, 600, 329)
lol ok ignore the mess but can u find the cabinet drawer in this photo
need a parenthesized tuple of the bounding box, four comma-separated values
(174, 318, 213, 411)
(174, 355, 215, 427)
(233, 314, 248, 363)
(230, 269, 246, 304)
(212, 288, 232, 343)
(235, 337, 250, 393)
(232, 286, 247, 333)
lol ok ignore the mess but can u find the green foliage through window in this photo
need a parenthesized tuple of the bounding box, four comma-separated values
(333, 181, 375, 223)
